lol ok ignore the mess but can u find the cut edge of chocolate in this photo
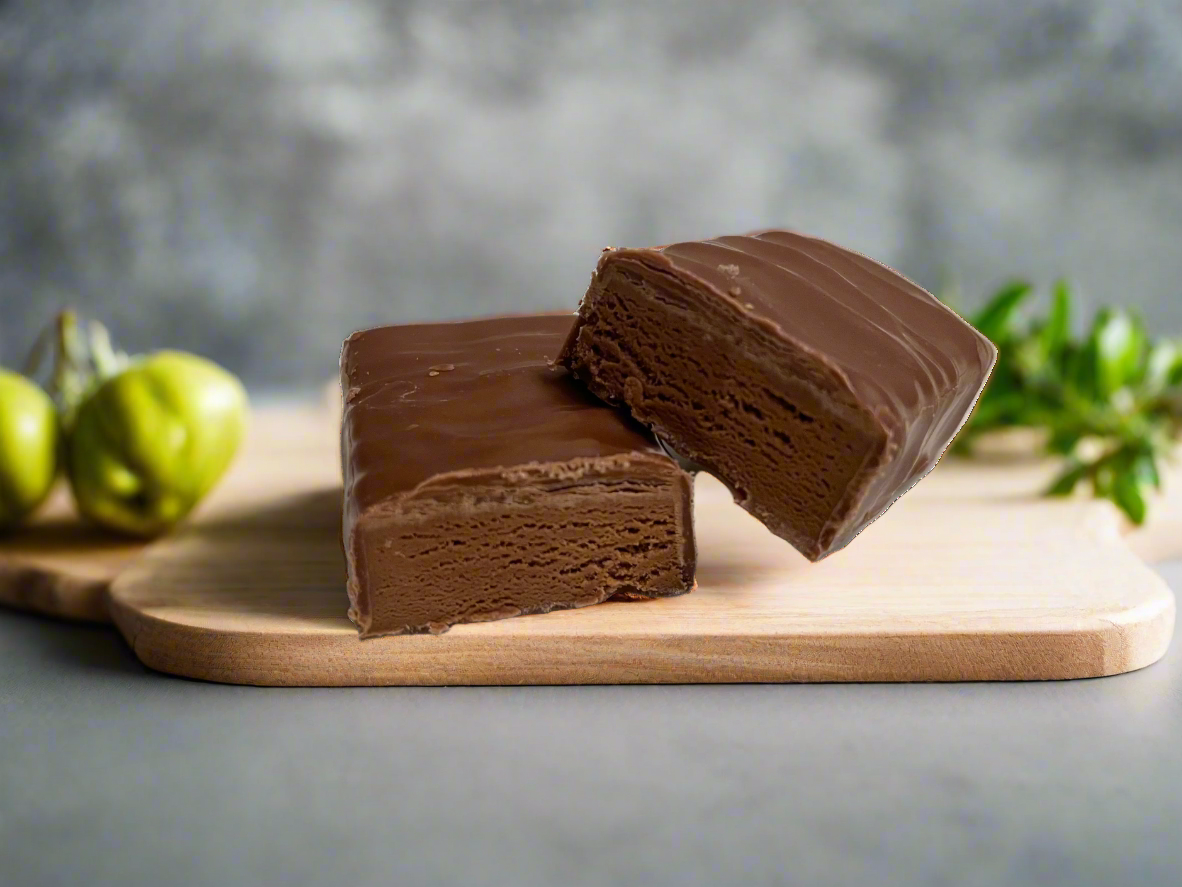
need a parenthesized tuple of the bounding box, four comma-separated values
(559, 255, 885, 559)
(344, 452, 695, 638)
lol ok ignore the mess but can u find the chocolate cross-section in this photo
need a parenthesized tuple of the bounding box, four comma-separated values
(341, 314, 696, 637)
(559, 230, 996, 560)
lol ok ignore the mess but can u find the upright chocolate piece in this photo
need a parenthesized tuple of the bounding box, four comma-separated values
(341, 315, 695, 638)
(559, 230, 996, 561)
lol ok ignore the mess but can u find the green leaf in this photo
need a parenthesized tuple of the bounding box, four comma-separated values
(1047, 460, 1088, 496)
(971, 281, 1032, 344)
(956, 276, 1180, 528)
(1093, 463, 1116, 499)
(1068, 333, 1099, 402)
(1046, 426, 1083, 455)
(1111, 469, 1149, 525)
(966, 389, 1034, 430)
(1133, 451, 1162, 491)
(1145, 340, 1182, 393)
(1092, 309, 1146, 397)
(1039, 280, 1072, 364)
(1013, 337, 1049, 380)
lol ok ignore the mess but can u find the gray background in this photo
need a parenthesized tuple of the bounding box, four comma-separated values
(3, 563, 1181, 887)
(3, 0, 1182, 389)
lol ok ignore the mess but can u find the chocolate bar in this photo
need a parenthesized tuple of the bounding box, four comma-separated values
(558, 229, 996, 560)
(341, 315, 695, 637)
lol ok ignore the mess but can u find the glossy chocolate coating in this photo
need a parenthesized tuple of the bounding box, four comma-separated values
(341, 314, 695, 637)
(341, 315, 671, 515)
(559, 229, 996, 560)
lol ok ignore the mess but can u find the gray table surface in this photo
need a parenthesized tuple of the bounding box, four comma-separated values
(3, 566, 1182, 887)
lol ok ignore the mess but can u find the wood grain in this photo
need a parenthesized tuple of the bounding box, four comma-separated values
(107, 462, 1175, 686)
(0, 407, 339, 623)
(0, 485, 135, 622)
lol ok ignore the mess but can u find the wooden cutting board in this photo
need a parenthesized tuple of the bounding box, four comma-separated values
(105, 473, 1174, 685)
(0, 486, 143, 622)
(4, 404, 1177, 684)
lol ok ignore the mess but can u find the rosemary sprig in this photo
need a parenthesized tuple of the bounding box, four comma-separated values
(953, 281, 1182, 525)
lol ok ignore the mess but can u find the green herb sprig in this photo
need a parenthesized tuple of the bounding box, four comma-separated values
(954, 281, 1182, 524)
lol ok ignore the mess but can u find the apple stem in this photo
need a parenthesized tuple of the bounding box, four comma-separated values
(52, 311, 91, 430)
(22, 311, 133, 432)
(87, 320, 129, 381)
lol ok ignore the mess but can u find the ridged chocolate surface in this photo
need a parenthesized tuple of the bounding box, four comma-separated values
(560, 229, 997, 558)
(656, 231, 994, 418)
(662, 230, 995, 532)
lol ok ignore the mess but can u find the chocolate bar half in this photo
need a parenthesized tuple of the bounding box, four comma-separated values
(341, 315, 695, 638)
(558, 230, 996, 561)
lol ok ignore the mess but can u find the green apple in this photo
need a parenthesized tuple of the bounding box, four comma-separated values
(0, 370, 59, 529)
(66, 351, 248, 537)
